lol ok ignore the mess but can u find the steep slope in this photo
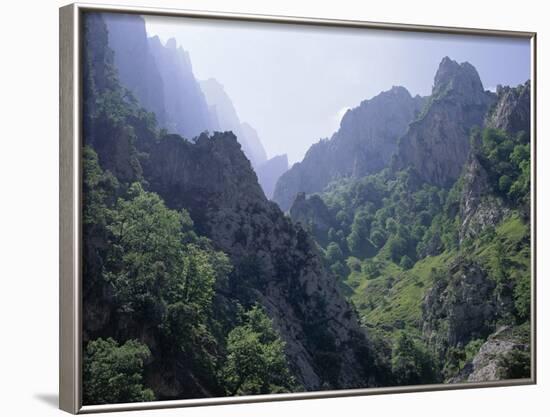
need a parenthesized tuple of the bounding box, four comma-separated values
(289, 192, 336, 248)
(83, 12, 390, 395)
(103, 13, 167, 127)
(486, 81, 531, 136)
(200, 78, 288, 197)
(459, 80, 531, 242)
(104, 14, 213, 139)
(273, 86, 426, 211)
(144, 132, 390, 390)
(394, 57, 495, 187)
(148, 36, 214, 138)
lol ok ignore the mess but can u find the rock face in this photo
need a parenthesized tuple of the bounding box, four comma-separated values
(148, 36, 214, 139)
(103, 13, 167, 127)
(422, 259, 498, 359)
(144, 132, 386, 390)
(273, 86, 426, 211)
(486, 81, 531, 136)
(289, 192, 335, 246)
(256, 154, 289, 199)
(104, 14, 213, 139)
(394, 57, 495, 187)
(458, 81, 531, 242)
(199, 78, 285, 197)
(448, 326, 530, 383)
(459, 153, 509, 243)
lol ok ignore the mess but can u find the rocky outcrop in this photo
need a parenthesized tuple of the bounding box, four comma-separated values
(486, 81, 531, 136)
(448, 326, 530, 383)
(289, 192, 335, 246)
(459, 153, 509, 242)
(257, 154, 289, 199)
(103, 13, 167, 127)
(144, 131, 387, 390)
(458, 81, 530, 242)
(394, 57, 495, 187)
(104, 14, 213, 139)
(273, 86, 426, 211)
(422, 259, 498, 360)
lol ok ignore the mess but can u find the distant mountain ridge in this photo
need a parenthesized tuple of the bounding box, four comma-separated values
(199, 78, 268, 168)
(273, 86, 426, 211)
(83, 14, 390, 396)
(103, 13, 286, 197)
(275, 57, 510, 213)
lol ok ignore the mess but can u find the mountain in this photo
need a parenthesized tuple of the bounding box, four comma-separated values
(103, 14, 213, 139)
(144, 132, 389, 390)
(103, 15, 284, 198)
(273, 86, 426, 211)
(82, 12, 531, 400)
(200, 78, 288, 197)
(279, 56, 531, 385)
(102, 13, 167, 127)
(199, 78, 268, 168)
(256, 154, 289, 199)
(393, 57, 496, 187)
(148, 36, 214, 139)
(81, 13, 391, 402)
(486, 81, 531, 136)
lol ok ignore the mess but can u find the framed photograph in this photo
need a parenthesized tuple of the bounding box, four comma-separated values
(59, 3, 536, 413)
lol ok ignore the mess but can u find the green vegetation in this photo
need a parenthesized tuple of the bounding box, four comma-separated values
(222, 305, 297, 395)
(475, 128, 530, 207)
(83, 338, 154, 405)
(82, 12, 531, 397)
(81, 15, 299, 403)
(391, 333, 438, 385)
(313, 126, 531, 383)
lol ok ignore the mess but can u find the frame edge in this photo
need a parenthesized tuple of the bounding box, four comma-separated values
(61, 3, 537, 414)
(60, 3, 80, 415)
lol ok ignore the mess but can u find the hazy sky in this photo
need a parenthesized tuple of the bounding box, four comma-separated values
(144, 16, 531, 164)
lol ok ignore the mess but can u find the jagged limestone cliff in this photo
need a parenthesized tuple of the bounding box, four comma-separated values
(144, 132, 389, 389)
(394, 57, 495, 187)
(83, 13, 390, 395)
(273, 86, 426, 211)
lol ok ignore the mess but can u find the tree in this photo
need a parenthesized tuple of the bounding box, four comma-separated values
(370, 229, 386, 248)
(498, 175, 512, 194)
(498, 349, 530, 379)
(347, 209, 373, 256)
(391, 333, 436, 385)
(400, 255, 414, 270)
(387, 235, 408, 263)
(83, 338, 154, 405)
(222, 305, 297, 395)
(325, 242, 344, 264)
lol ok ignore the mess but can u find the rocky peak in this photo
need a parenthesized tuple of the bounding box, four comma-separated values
(165, 37, 177, 49)
(486, 81, 531, 136)
(393, 57, 495, 187)
(144, 131, 384, 390)
(273, 86, 426, 211)
(433, 57, 486, 103)
(199, 78, 269, 170)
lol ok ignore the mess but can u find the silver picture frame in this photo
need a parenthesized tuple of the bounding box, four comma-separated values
(59, 2, 537, 414)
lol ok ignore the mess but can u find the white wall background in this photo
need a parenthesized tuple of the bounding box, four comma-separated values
(0, 0, 546, 415)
